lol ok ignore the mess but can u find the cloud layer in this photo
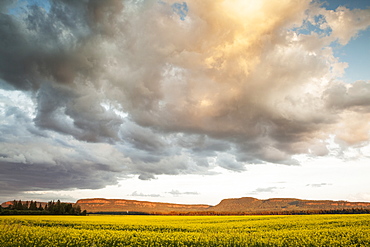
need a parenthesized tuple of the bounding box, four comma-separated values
(1, 0, 370, 195)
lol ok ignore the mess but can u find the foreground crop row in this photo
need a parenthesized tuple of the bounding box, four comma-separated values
(1, 214, 370, 246)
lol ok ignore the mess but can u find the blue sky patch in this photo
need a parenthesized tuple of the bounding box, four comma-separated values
(323, 0, 370, 10)
(292, 15, 332, 37)
(324, 0, 370, 82)
(172, 2, 188, 21)
(333, 28, 370, 82)
(8, 0, 51, 16)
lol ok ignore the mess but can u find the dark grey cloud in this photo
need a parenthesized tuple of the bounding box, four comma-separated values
(0, 1, 90, 90)
(0, 88, 128, 195)
(0, 1, 16, 12)
(217, 153, 246, 171)
(177, 134, 231, 155)
(325, 81, 370, 111)
(0, 0, 370, 199)
(34, 83, 124, 142)
(120, 122, 169, 152)
(0, 161, 120, 193)
(138, 173, 157, 181)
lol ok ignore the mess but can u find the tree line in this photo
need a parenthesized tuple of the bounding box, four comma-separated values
(0, 200, 86, 215)
(84, 208, 370, 216)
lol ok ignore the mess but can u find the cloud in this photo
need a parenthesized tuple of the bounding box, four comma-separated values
(0, 0, 370, 195)
(324, 81, 370, 146)
(324, 81, 370, 111)
(217, 153, 246, 171)
(0, 191, 77, 203)
(166, 190, 199, 196)
(315, 5, 370, 45)
(250, 187, 282, 194)
(129, 191, 161, 197)
(0, 141, 128, 193)
(306, 183, 332, 188)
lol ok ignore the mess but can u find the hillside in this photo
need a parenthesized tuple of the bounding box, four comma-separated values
(75, 198, 210, 213)
(75, 197, 370, 214)
(209, 197, 370, 213)
(3, 197, 370, 214)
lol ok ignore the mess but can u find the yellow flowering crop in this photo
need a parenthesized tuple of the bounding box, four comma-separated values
(0, 214, 370, 246)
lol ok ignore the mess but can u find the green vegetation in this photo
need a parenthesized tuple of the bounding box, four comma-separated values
(0, 200, 86, 215)
(1, 214, 370, 246)
(157, 208, 370, 215)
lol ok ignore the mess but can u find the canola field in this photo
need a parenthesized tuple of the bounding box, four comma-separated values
(1, 214, 370, 246)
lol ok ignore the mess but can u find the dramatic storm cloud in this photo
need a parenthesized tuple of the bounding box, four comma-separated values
(0, 0, 370, 199)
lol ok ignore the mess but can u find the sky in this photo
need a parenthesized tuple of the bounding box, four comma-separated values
(0, 0, 370, 205)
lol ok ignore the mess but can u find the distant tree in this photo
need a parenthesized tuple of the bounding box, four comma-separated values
(10, 200, 17, 210)
(22, 201, 29, 210)
(74, 205, 82, 215)
(64, 203, 73, 214)
(47, 201, 55, 213)
(1, 199, 85, 215)
(16, 200, 24, 210)
(55, 200, 63, 214)
(29, 201, 38, 210)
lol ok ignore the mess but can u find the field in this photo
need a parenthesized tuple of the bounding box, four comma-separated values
(1, 214, 370, 246)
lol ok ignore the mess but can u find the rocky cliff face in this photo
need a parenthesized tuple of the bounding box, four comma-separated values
(3, 197, 370, 214)
(208, 197, 370, 212)
(75, 198, 210, 213)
